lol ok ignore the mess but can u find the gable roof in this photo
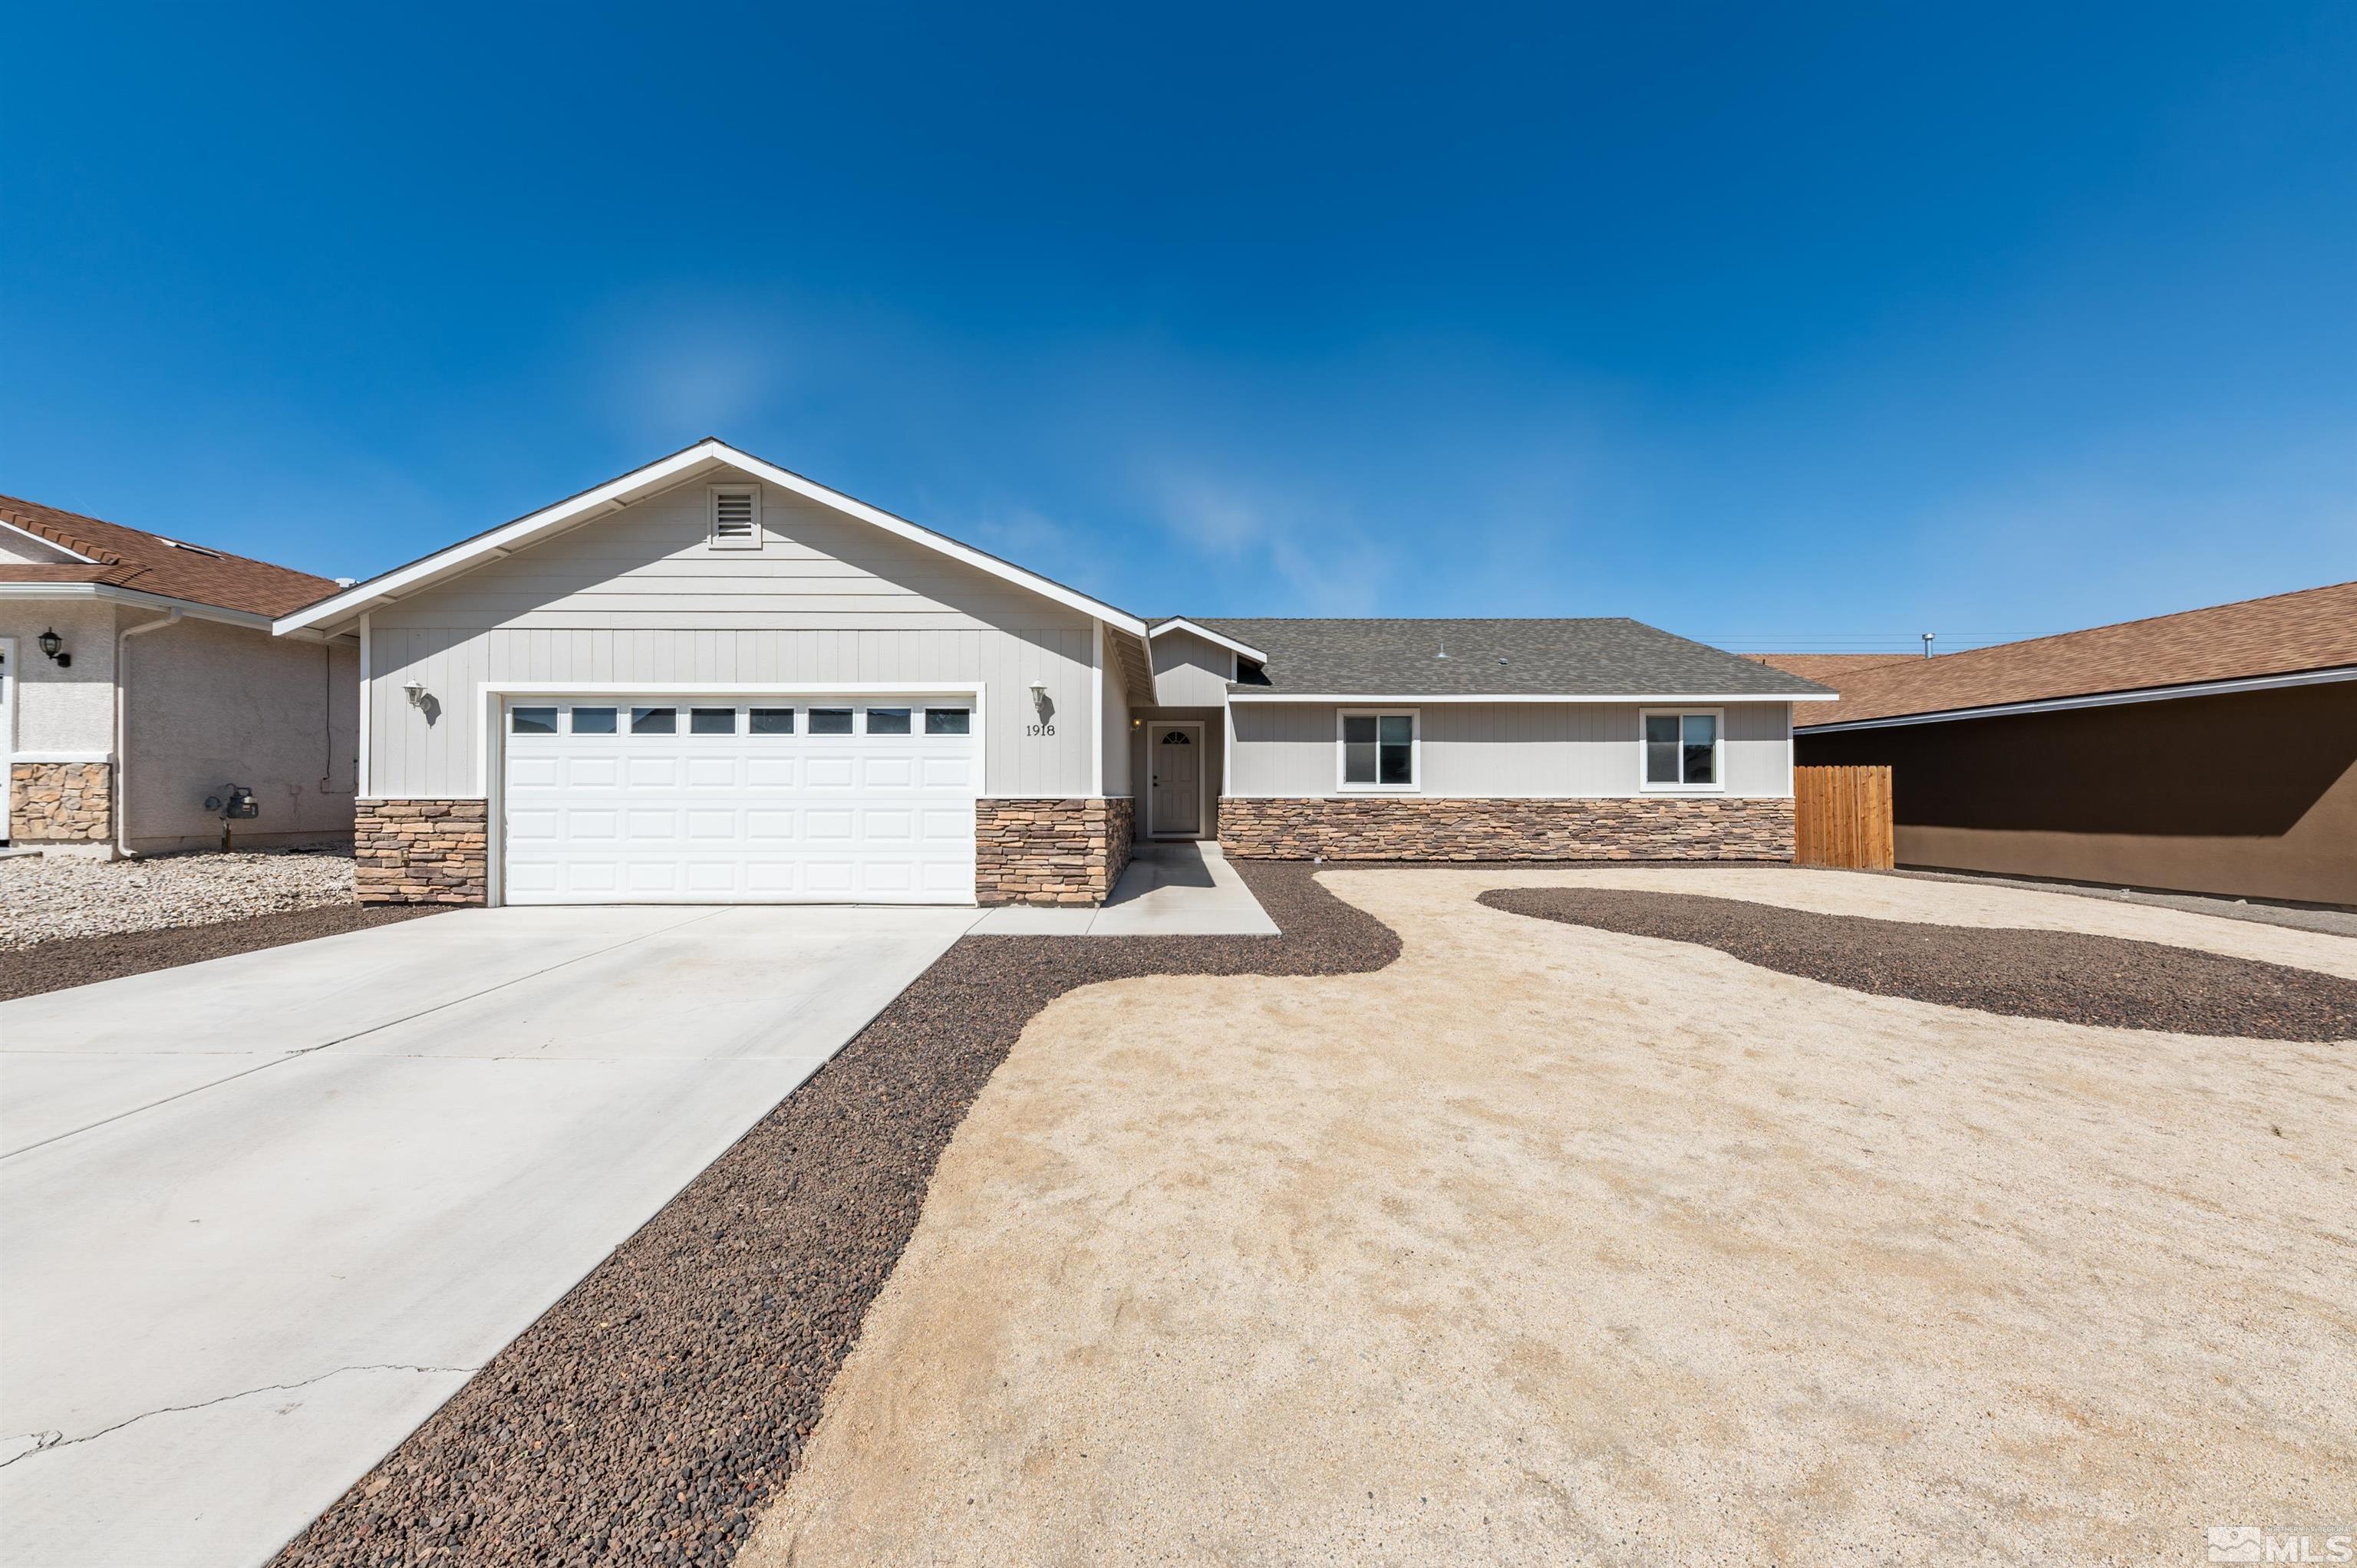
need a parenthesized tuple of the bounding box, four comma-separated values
(0, 493, 344, 619)
(1795, 581, 2357, 730)
(1197, 618, 1835, 700)
(1148, 618, 1268, 662)
(272, 439, 1148, 637)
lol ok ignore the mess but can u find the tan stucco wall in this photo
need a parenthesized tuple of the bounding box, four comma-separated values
(120, 617, 358, 852)
(2, 600, 117, 755)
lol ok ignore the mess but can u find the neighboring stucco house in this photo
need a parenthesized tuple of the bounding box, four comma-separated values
(271, 440, 1833, 907)
(1769, 581, 2357, 908)
(1, 495, 358, 855)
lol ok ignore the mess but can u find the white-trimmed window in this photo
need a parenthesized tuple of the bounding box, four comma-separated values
(1640, 708, 1722, 791)
(708, 486, 763, 550)
(1337, 709, 1418, 791)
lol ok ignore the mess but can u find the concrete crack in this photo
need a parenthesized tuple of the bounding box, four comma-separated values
(0, 1362, 480, 1470)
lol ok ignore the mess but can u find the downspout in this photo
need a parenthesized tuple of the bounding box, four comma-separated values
(114, 609, 181, 859)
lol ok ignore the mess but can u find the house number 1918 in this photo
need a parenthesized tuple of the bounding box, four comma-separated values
(1026, 722, 1056, 737)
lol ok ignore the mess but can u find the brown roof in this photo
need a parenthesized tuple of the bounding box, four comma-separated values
(0, 493, 342, 618)
(1740, 652, 1917, 687)
(1793, 581, 2357, 728)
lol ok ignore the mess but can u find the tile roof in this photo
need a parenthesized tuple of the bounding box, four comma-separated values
(0, 493, 342, 618)
(1194, 618, 1832, 698)
(1793, 581, 2357, 728)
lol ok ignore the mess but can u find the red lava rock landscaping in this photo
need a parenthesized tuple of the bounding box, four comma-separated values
(269, 861, 1397, 1568)
(0, 903, 441, 1002)
(1479, 886, 2357, 1042)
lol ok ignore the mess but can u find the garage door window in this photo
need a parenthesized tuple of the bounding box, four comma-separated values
(631, 707, 677, 735)
(809, 708, 854, 735)
(511, 707, 558, 736)
(572, 707, 617, 734)
(749, 707, 795, 734)
(925, 707, 971, 735)
(690, 707, 737, 735)
(867, 707, 911, 734)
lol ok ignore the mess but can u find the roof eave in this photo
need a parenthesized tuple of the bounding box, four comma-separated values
(1798, 664, 2357, 733)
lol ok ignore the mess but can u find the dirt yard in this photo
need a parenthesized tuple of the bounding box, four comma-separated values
(745, 866, 2357, 1566)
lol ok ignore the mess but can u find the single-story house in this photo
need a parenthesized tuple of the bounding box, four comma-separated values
(1765, 581, 2357, 908)
(1, 495, 359, 856)
(270, 440, 1834, 907)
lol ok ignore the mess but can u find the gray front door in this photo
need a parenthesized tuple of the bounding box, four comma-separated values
(1151, 725, 1200, 837)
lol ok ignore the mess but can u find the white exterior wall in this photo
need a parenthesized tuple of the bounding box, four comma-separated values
(2, 600, 118, 755)
(121, 618, 358, 852)
(1150, 629, 1234, 707)
(1228, 701, 1792, 796)
(1099, 633, 1132, 796)
(363, 475, 1099, 799)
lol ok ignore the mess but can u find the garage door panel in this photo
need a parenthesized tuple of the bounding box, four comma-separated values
(921, 756, 973, 789)
(806, 757, 855, 788)
(505, 698, 977, 905)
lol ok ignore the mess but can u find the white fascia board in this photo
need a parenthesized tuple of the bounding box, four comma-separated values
(1798, 664, 2357, 733)
(476, 681, 986, 696)
(1225, 690, 1839, 704)
(1149, 618, 1268, 661)
(275, 439, 1147, 637)
(0, 581, 283, 633)
(0, 518, 97, 562)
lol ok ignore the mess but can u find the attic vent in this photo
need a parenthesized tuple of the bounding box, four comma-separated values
(708, 488, 761, 551)
(153, 535, 223, 558)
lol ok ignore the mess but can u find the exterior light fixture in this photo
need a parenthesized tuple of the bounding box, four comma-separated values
(404, 680, 429, 708)
(38, 628, 68, 667)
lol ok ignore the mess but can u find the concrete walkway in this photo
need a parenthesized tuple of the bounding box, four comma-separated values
(971, 842, 1280, 937)
(0, 904, 977, 1568)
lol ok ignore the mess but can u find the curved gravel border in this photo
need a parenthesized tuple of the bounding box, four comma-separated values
(1479, 886, 2357, 1041)
(270, 861, 1398, 1568)
(0, 902, 442, 1002)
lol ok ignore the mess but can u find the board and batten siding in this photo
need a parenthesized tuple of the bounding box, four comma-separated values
(364, 474, 1100, 799)
(1150, 628, 1235, 707)
(1228, 701, 1792, 797)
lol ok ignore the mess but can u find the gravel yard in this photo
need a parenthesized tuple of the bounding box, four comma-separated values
(0, 848, 355, 951)
(749, 866, 2357, 1566)
(1480, 884, 2357, 1039)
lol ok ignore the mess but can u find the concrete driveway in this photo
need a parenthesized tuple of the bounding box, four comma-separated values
(0, 904, 978, 1568)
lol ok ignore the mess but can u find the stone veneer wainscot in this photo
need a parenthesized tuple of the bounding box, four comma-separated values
(1219, 796, 1795, 861)
(8, 760, 112, 844)
(974, 796, 1135, 905)
(354, 798, 490, 904)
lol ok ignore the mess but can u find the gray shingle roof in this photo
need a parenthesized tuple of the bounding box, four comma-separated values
(1191, 618, 1833, 698)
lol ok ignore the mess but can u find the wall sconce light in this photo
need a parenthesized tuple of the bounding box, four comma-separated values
(404, 680, 429, 708)
(37, 628, 69, 668)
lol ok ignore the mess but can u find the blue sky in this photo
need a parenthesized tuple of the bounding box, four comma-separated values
(5, 3, 2351, 651)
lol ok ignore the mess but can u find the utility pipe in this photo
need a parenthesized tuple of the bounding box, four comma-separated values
(114, 608, 180, 859)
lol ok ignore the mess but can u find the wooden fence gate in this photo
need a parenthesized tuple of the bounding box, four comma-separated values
(1794, 765, 1895, 869)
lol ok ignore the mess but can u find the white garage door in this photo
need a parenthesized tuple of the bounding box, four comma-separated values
(501, 697, 977, 904)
